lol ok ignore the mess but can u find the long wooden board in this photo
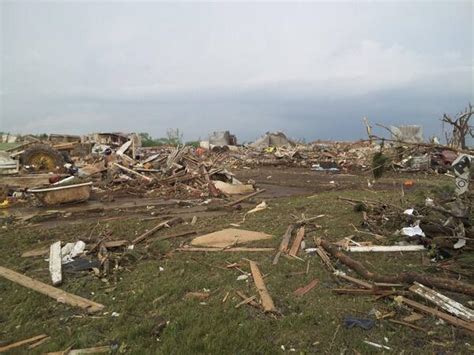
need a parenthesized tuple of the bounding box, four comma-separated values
(0, 266, 104, 313)
(249, 260, 276, 313)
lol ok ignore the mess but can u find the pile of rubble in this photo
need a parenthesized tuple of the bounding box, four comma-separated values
(0, 133, 257, 207)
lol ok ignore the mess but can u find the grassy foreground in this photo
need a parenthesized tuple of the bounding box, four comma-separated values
(0, 175, 473, 354)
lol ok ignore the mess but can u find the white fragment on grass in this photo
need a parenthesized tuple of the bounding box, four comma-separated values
(237, 274, 249, 281)
(364, 341, 391, 350)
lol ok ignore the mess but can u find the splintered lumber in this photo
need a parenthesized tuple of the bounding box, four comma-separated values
(235, 295, 257, 308)
(113, 162, 153, 182)
(289, 226, 305, 257)
(46, 346, 111, 355)
(27, 336, 51, 349)
(236, 290, 261, 309)
(395, 296, 474, 334)
(315, 246, 336, 272)
(293, 279, 319, 297)
(225, 189, 266, 207)
(332, 288, 394, 296)
(317, 238, 474, 296)
(409, 282, 474, 321)
(0, 334, 48, 353)
(388, 319, 426, 332)
(132, 217, 184, 244)
(272, 224, 295, 265)
(0, 266, 104, 313)
(176, 247, 274, 252)
(335, 273, 373, 289)
(249, 260, 276, 313)
(68, 346, 111, 354)
(49, 241, 62, 286)
(347, 245, 425, 252)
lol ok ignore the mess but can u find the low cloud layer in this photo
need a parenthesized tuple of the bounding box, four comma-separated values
(1, 1, 472, 142)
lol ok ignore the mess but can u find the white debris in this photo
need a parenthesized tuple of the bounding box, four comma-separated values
(401, 225, 425, 237)
(237, 274, 249, 281)
(454, 239, 466, 249)
(61, 240, 86, 264)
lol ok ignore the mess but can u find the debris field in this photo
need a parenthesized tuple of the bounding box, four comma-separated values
(0, 126, 473, 353)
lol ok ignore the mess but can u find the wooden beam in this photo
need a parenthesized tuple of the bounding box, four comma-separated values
(176, 247, 274, 252)
(409, 282, 474, 322)
(249, 260, 277, 313)
(272, 224, 294, 265)
(293, 279, 319, 297)
(49, 241, 62, 286)
(112, 162, 153, 182)
(0, 334, 48, 353)
(396, 296, 474, 334)
(132, 217, 183, 244)
(288, 226, 305, 257)
(0, 266, 104, 313)
(335, 273, 373, 289)
(225, 189, 266, 207)
(347, 245, 425, 252)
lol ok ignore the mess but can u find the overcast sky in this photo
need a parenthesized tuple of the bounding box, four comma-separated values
(0, 1, 472, 142)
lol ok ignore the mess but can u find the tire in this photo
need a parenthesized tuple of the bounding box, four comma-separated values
(21, 144, 66, 172)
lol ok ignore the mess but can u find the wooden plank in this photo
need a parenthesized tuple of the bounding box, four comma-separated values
(235, 295, 257, 308)
(288, 226, 305, 257)
(335, 272, 373, 289)
(0, 334, 48, 352)
(249, 260, 276, 313)
(0, 266, 104, 313)
(347, 245, 425, 252)
(132, 217, 183, 244)
(388, 319, 427, 332)
(409, 282, 474, 321)
(225, 189, 266, 207)
(22, 247, 49, 258)
(49, 241, 62, 286)
(396, 296, 474, 334)
(27, 336, 51, 349)
(46, 346, 111, 355)
(315, 247, 336, 272)
(332, 288, 394, 296)
(272, 224, 294, 265)
(293, 279, 319, 297)
(236, 290, 261, 309)
(113, 162, 153, 182)
(176, 247, 274, 252)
